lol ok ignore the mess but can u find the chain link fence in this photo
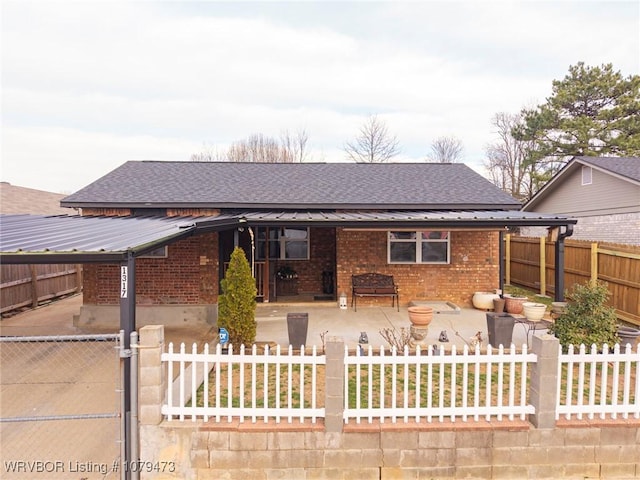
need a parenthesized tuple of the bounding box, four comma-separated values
(1, 334, 122, 479)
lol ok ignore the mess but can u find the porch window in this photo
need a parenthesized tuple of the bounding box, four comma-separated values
(256, 227, 309, 260)
(388, 231, 450, 264)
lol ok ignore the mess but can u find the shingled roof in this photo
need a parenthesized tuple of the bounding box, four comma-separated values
(577, 156, 640, 183)
(61, 161, 522, 210)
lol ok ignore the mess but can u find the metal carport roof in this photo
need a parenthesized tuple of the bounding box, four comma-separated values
(0, 214, 240, 264)
(1, 210, 576, 264)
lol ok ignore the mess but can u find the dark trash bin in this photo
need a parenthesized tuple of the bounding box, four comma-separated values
(287, 313, 309, 348)
(486, 312, 515, 348)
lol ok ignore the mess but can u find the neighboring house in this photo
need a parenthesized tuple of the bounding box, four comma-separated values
(521, 157, 640, 245)
(0, 181, 71, 215)
(40, 161, 574, 327)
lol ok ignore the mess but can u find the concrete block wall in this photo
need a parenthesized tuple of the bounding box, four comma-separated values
(137, 327, 640, 480)
(139, 422, 640, 479)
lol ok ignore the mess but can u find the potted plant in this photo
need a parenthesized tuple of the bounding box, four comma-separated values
(276, 265, 298, 279)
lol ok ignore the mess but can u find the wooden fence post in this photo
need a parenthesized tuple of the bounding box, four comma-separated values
(505, 234, 511, 285)
(29, 265, 38, 308)
(590, 242, 598, 282)
(539, 236, 546, 296)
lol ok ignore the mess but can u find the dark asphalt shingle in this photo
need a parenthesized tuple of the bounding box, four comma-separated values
(61, 161, 521, 209)
(576, 156, 640, 182)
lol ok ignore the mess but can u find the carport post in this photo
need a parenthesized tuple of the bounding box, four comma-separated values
(120, 252, 136, 479)
(554, 225, 573, 302)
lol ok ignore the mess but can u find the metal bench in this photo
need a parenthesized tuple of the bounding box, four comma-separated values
(351, 273, 399, 311)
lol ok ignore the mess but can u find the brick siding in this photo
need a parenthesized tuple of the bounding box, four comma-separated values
(336, 229, 500, 308)
(83, 233, 218, 305)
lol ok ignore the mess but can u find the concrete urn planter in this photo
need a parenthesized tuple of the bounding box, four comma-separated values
(472, 292, 500, 310)
(617, 326, 640, 347)
(522, 302, 547, 322)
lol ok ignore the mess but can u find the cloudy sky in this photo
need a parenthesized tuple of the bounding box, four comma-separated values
(1, 1, 638, 194)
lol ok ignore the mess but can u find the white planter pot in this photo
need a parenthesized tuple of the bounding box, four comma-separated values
(522, 302, 547, 322)
(472, 292, 500, 310)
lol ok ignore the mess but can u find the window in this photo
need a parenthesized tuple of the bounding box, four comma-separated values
(581, 166, 592, 185)
(139, 246, 168, 258)
(256, 227, 309, 260)
(388, 231, 450, 264)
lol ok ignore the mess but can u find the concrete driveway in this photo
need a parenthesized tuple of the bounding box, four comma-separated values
(0, 294, 215, 480)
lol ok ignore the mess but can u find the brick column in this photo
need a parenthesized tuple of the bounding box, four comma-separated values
(529, 333, 560, 428)
(138, 325, 166, 425)
(324, 336, 345, 432)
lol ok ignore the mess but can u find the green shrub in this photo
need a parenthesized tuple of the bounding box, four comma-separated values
(218, 247, 257, 346)
(549, 280, 618, 351)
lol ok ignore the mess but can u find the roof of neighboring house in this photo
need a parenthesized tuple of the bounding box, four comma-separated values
(0, 182, 71, 215)
(523, 156, 640, 211)
(578, 156, 640, 183)
(61, 161, 523, 210)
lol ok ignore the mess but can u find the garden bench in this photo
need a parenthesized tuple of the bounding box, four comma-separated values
(351, 273, 399, 311)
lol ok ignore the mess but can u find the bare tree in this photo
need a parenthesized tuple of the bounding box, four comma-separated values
(484, 112, 542, 201)
(227, 133, 282, 163)
(190, 144, 227, 162)
(344, 115, 400, 163)
(428, 136, 464, 163)
(191, 129, 310, 163)
(280, 129, 309, 163)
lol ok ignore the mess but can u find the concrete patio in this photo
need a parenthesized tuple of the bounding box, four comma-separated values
(0, 294, 551, 352)
(255, 301, 549, 352)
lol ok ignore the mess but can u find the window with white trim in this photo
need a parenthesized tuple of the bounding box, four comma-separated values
(581, 166, 592, 185)
(256, 227, 309, 260)
(388, 231, 450, 264)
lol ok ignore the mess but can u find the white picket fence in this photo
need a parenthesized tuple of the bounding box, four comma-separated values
(161, 340, 640, 425)
(162, 343, 325, 423)
(344, 344, 536, 424)
(557, 343, 640, 420)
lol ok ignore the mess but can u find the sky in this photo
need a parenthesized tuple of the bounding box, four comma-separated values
(1, 1, 639, 195)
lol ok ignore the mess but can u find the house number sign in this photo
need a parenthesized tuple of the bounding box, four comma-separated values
(121, 266, 128, 298)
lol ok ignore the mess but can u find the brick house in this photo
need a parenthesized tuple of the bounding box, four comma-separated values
(51, 161, 576, 327)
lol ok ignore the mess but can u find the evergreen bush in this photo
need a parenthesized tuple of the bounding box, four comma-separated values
(218, 247, 257, 346)
(549, 280, 618, 351)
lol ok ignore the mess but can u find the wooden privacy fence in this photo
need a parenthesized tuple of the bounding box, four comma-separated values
(505, 235, 640, 326)
(0, 264, 82, 314)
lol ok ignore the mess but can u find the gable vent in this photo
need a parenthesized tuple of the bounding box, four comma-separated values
(581, 166, 593, 186)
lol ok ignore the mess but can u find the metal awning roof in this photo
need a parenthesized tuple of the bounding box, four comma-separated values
(0, 214, 237, 263)
(232, 210, 577, 229)
(0, 210, 576, 264)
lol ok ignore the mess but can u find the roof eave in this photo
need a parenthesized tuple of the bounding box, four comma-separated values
(61, 202, 524, 211)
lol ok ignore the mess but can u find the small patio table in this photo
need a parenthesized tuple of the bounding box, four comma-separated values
(514, 317, 553, 348)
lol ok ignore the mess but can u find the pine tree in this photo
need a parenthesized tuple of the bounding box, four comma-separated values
(218, 247, 257, 346)
(514, 62, 640, 165)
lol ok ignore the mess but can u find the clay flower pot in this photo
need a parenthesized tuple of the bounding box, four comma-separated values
(505, 295, 527, 315)
(408, 306, 434, 326)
